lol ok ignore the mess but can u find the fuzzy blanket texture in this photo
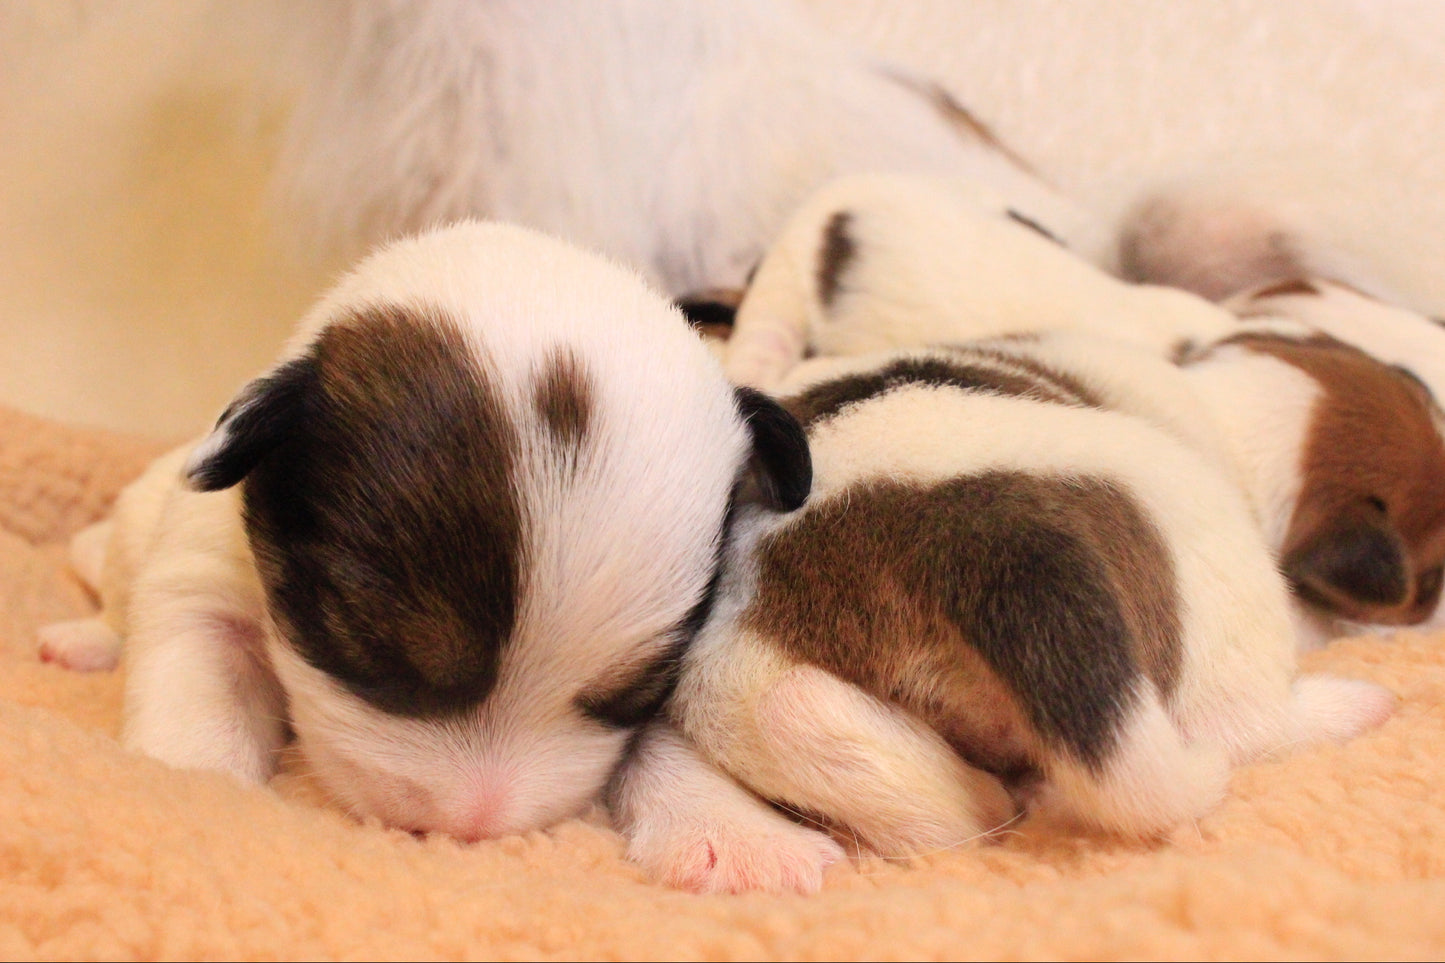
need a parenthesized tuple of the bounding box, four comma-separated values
(3, 404, 1445, 959)
(7, 0, 1445, 960)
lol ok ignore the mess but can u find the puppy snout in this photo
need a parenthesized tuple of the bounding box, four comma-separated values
(1284, 512, 1411, 621)
(447, 783, 516, 843)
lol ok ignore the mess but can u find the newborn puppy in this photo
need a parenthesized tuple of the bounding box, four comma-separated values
(1174, 320, 1445, 645)
(723, 172, 1233, 391)
(615, 342, 1395, 893)
(721, 172, 1445, 643)
(40, 219, 810, 843)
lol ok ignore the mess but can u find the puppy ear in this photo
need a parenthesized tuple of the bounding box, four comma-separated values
(1284, 509, 1409, 612)
(734, 386, 811, 512)
(184, 357, 317, 492)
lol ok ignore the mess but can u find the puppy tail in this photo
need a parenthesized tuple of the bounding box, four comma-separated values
(1037, 684, 1230, 839)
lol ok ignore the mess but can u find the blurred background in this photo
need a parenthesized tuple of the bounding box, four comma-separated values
(3, 0, 1443, 439)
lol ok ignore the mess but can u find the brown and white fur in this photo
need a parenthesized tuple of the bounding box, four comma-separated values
(615, 341, 1395, 893)
(1112, 187, 1445, 636)
(721, 172, 1445, 643)
(722, 172, 1233, 392)
(1173, 321, 1445, 645)
(38, 219, 811, 843)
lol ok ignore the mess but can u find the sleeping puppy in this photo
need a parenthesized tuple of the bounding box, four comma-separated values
(614, 342, 1396, 894)
(722, 172, 1233, 391)
(723, 171, 1445, 643)
(1174, 319, 1445, 645)
(37, 219, 811, 843)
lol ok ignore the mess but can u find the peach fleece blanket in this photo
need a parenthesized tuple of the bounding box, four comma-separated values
(3, 400, 1444, 961)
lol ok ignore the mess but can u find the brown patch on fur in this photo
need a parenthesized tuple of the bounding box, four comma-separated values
(533, 347, 594, 454)
(746, 472, 1181, 773)
(244, 302, 526, 717)
(1236, 331, 1445, 623)
(953, 343, 1110, 410)
(816, 212, 855, 308)
(1169, 338, 1203, 366)
(1248, 277, 1322, 300)
(784, 348, 1102, 429)
(1006, 208, 1065, 247)
(880, 68, 1041, 178)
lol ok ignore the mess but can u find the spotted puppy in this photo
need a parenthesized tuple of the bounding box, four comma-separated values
(722, 172, 1233, 391)
(38, 219, 810, 843)
(614, 340, 1395, 894)
(719, 171, 1445, 643)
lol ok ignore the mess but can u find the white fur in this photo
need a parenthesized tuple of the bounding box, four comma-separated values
(723, 172, 1234, 391)
(49, 220, 760, 842)
(276, 0, 1091, 298)
(1173, 341, 1319, 554)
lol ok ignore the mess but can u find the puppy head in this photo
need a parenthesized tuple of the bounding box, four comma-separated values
(1198, 325, 1445, 627)
(187, 221, 810, 840)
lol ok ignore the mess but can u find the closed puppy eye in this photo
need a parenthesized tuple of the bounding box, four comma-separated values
(575, 652, 681, 729)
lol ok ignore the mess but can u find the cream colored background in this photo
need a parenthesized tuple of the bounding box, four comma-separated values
(3, 0, 1444, 438)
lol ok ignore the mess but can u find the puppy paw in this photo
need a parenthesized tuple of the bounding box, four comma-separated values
(37, 617, 121, 672)
(630, 812, 845, 895)
(1290, 674, 1397, 745)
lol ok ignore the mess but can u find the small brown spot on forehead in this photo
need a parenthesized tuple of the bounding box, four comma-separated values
(747, 472, 1181, 772)
(533, 347, 594, 454)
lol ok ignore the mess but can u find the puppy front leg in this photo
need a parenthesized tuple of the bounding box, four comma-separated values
(122, 605, 286, 785)
(683, 653, 1019, 859)
(610, 717, 845, 895)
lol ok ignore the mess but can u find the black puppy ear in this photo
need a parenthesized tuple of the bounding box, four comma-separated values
(184, 356, 317, 492)
(1284, 512, 1409, 612)
(733, 386, 811, 512)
